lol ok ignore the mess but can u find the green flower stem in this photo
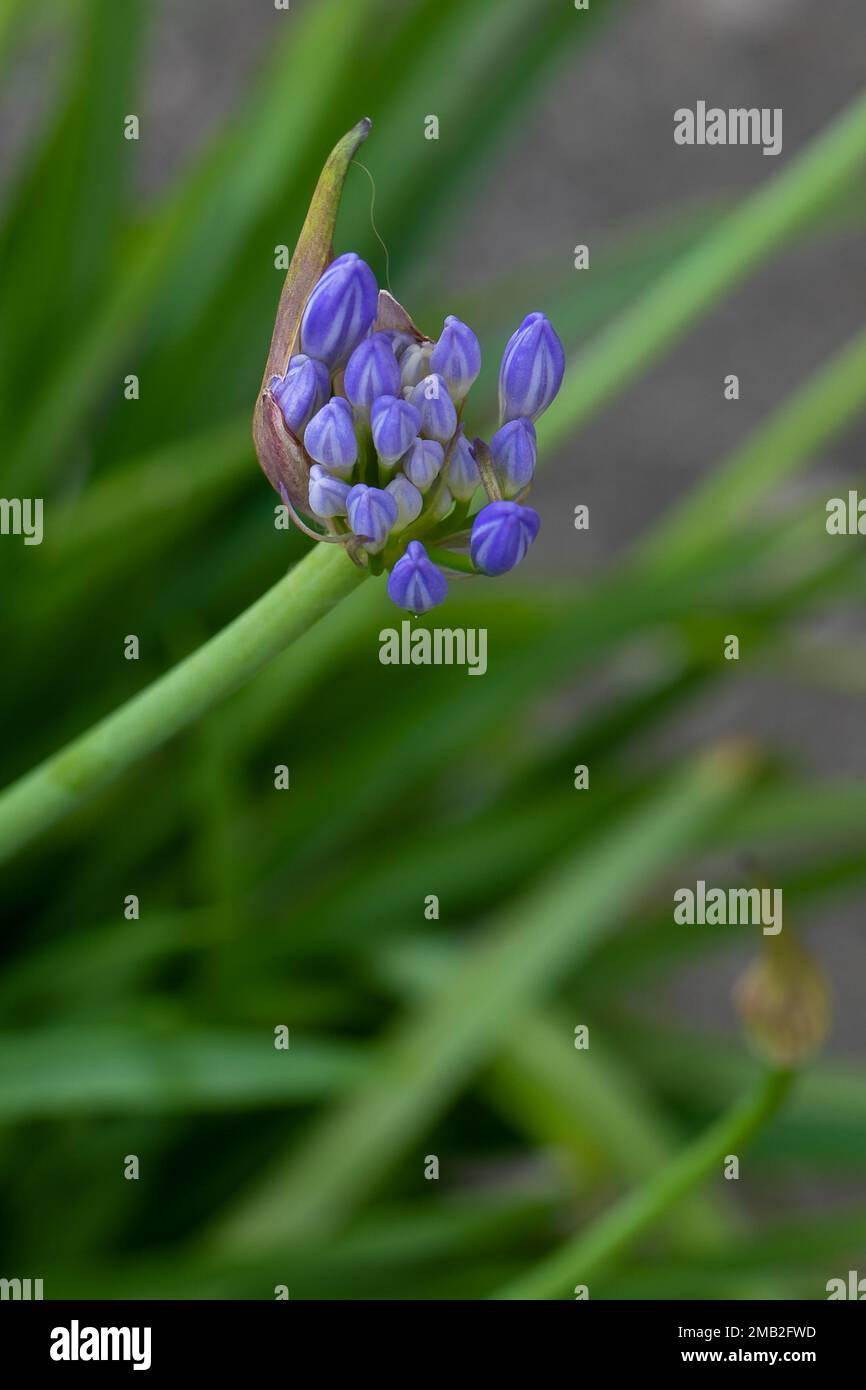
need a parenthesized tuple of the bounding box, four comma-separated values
(495, 1067, 795, 1300)
(427, 547, 477, 575)
(0, 545, 365, 866)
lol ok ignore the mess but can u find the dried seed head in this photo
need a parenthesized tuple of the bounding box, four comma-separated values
(734, 934, 831, 1067)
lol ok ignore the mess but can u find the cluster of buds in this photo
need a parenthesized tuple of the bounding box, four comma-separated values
(262, 251, 564, 613)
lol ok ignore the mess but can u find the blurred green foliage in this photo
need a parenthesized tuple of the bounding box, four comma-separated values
(1, 0, 865, 1299)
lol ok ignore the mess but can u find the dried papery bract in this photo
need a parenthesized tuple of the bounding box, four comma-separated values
(252, 118, 373, 510)
(256, 388, 313, 511)
(374, 289, 430, 344)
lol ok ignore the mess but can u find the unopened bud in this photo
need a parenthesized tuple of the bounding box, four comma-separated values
(408, 374, 458, 445)
(430, 315, 481, 402)
(303, 397, 358, 477)
(300, 251, 378, 368)
(344, 332, 401, 411)
(371, 395, 421, 467)
(735, 934, 831, 1067)
(402, 438, 444, 493)
(347, 483, 398, 554)
(386, 473, 424, 531)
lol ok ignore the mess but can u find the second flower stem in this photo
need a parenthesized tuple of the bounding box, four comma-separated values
(495, 1066, 795, 1300)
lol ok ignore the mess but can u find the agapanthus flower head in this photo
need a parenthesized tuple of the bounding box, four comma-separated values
(344, 332, 401, 412)
(408, 374, 458, 445)
(371, 394, 421, 467)
(491, 417, 537, 498)
(402, 437, 444, 493)
(430, 315, 481, 402)
(300, 251, 378, 368)
(269, 354, 330, 436)
(386, 473, 424, 531)
(308, 464, 351, 519)
(387, 540, 448, 614)
(498, 311, 565, 424)
(447, 434, 481, 501)
(256, 183, 563, 612)
(304, 397, 358, 477)
(470, 500, 540, 575)
(347, 483, 398, 554)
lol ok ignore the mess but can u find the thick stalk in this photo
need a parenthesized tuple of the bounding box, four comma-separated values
(495, 1068, 795, 1300)
(0, 546, 365, 865)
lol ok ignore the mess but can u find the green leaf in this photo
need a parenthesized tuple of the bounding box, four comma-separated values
(539, 87, 866, 455)
(0, 1028, 365, 1118)
(642, 324, 866, 571)
(0, 0, 147, 421)
(211, 747, 749, 1251)
(4, 0, 377, 490)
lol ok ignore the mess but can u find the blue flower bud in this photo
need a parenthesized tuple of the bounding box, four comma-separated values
(371, 394, 421, 467)
(399, 341, 433, 390)
(303, 397, 358, 478)
(268, 354, 330, 435)
(447, 434, 481, 501)
(387, 540, 448, 613)
(308, 464, 351, 519)
(347, 483, 398, 554)
(408, 374, 458, 444)
(430, 315, 481, 402)
(498, 312, 565, 424)
(470, 500, 540, 575)
(490, 417, 537, 497)
(343, 332, 401, 411)
(300, 252, 378, 368)
(402, 437, 444, 493)
(386, 473, 424, 531)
